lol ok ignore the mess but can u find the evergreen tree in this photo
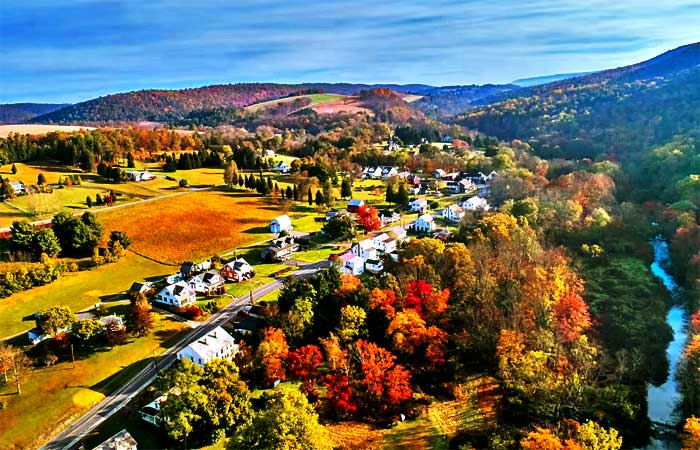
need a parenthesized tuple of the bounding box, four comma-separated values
(238, 174, 244, 187)
(126, 152, 135, 168)
(315, 190, 324, 206)
(396, 182, 409, 205)
(11, 163, 17, 175)
(286, 186, 293, 200)
(307, 187, 313, 206)
(386, 183, 395, 203)
(274, 182, 279, 194)
(86, 196, 93, 208)
(293, 184, 298, 201)
(37, 173, 46, 185)
(267, 176, 273, 193)
(341, 178, 352, 199)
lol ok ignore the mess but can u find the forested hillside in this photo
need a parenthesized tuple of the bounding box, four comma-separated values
(458, 43, 700, 160)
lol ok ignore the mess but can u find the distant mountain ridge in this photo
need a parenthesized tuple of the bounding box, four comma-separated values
(511, 72, 593, 87)
(0, 103, 68, 124)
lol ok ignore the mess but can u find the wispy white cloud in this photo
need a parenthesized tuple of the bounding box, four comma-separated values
(0, 0, 698, 102)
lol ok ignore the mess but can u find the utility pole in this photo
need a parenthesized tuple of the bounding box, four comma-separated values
(71, 344, 75, 369)
(153, 351, 159, 372)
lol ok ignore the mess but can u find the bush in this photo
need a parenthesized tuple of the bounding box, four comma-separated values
(179, 179, 189, 188)
(177, 305, 202, 320)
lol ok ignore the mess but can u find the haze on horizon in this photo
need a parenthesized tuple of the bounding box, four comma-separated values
(1, 0, 699, 104)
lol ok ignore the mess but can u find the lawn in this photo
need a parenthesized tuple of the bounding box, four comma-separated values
(0, 311, 189, 450)
(219, 244, 290, 298)
(294, 247, 336, 263)
(0, 253, 172, 339)
(7, 186, 124, 217)
(0, 202, 29, 227)
(98, 190, 282, 264)
(0, 162, 82, 186)
(245, 94, 344, 112)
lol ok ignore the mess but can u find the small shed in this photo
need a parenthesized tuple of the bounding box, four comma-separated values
(270, 215, 293, 234)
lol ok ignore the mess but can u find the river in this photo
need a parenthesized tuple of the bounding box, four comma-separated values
(646, 238, 684, 449)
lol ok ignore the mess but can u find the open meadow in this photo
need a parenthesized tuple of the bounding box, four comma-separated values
(0, 124, 96, 138)
(0, 308, 189, 450)
(97, 189, 283, 264)
(0, 253, 172, 339)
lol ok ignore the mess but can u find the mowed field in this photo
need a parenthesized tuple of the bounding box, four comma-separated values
(0, 124, 96, 138)
(98, 190, 282, 264)
(245, 93, 345, 112)
(0, 310, 188, 450)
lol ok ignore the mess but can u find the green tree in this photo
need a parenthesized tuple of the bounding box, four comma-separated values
(223, 161, 239, 188)
(37, 173, 46, 185)
(386, 183, 395, 203)
(9, 220, 36, 254)
(341, 178, 352, 199)
(307, 187, 313, 205)
(0, 178, 15, 199)
(240, 389, 332, 450)
(315, 190, 324, 206)
(159, 359, 252, 447)
(11, 163, 17, 175)
(33, 229, 61, 258)
(285, 186, 293, 200)
(293, 184, 298, 201)
(86, 195, 93, 208)
(337, 305, 367, 343)
(37, 305, 75, 336)
(322, 214, 355, 239)
(71, 318, 104, 349)
(395, 182, 409, 205)
(127, 152, 135, 168)
(109, 231, 131, 250)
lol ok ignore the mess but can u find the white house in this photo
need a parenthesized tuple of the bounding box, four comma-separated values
(91, 429, 139, 450)
(458, 178, 476, 192)
(371, 233, 397, 254)
(379, 209, 400, 225)
(381, 166, 399, 179)
(365, 259, 384, 274)
(352, 239, 378, 261)
(442, 204, 465, 223)
(462, 196, 490, 211)
(272, 161, 290, 173)
(270, 214, 293, 234)
(409, 198, 428, 213)
(189, 270, 225, 295)
(366, 167, 383, 179)
(9, 181, 25, 194)
(341, 255, 366, 276)
(176, 326, 239, 368)
(413, 214, 436, 233)
(220, 258, 254, 282)
(140, 388, 181, 427)
(154, 281, 197, 308)
(387, 225, 408, 242)
(126, 170, 155, 182)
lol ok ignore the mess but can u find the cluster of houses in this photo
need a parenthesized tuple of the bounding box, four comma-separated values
(28, 311, 125, 345)
(407, 195, 491, 234)
(140, 325, 242, 428)
(336, 224, 408, 276)
(361, 166, 407, 180)
(131, 258, 255, 310)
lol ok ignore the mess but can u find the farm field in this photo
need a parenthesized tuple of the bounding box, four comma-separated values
(0, 124, 96, 138)
(97, 190, 282, 264)
(245, 93, 345, 112)
(0, 308, 189, 450)
(7, 186, 125, 216)
(0, 253, 172, 339)
(0, 162, 82, 186)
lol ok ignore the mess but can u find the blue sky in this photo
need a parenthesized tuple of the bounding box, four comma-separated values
(1, 0, 698, 103)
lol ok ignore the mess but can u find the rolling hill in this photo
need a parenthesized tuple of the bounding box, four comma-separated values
(0, 103, 68, 123)
(457, 42, 700, 160)
(28, 82, 515, 125)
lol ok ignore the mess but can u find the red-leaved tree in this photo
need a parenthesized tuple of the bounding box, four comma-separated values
(357, 205, 382, 233)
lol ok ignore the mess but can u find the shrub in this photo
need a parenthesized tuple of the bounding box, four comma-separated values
(177, 305, 202, 320)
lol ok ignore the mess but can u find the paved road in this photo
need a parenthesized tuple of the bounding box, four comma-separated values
(40, 259, 330, 450)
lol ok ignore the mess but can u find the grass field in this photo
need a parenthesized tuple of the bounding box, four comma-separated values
(0, 310, 188, 450)
(7, 186, 121, 216)
(245, 93, 345, 112)
(98, 190, 282, 264)
(0, 253, 172, 339)
(0, 124, 96, 138)
(0, 162, 82, 186)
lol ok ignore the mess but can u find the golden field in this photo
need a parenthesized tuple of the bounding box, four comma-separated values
(98, 190, 281, 264)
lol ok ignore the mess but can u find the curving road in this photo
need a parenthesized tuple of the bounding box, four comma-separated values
(40, 259, 330, 450)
